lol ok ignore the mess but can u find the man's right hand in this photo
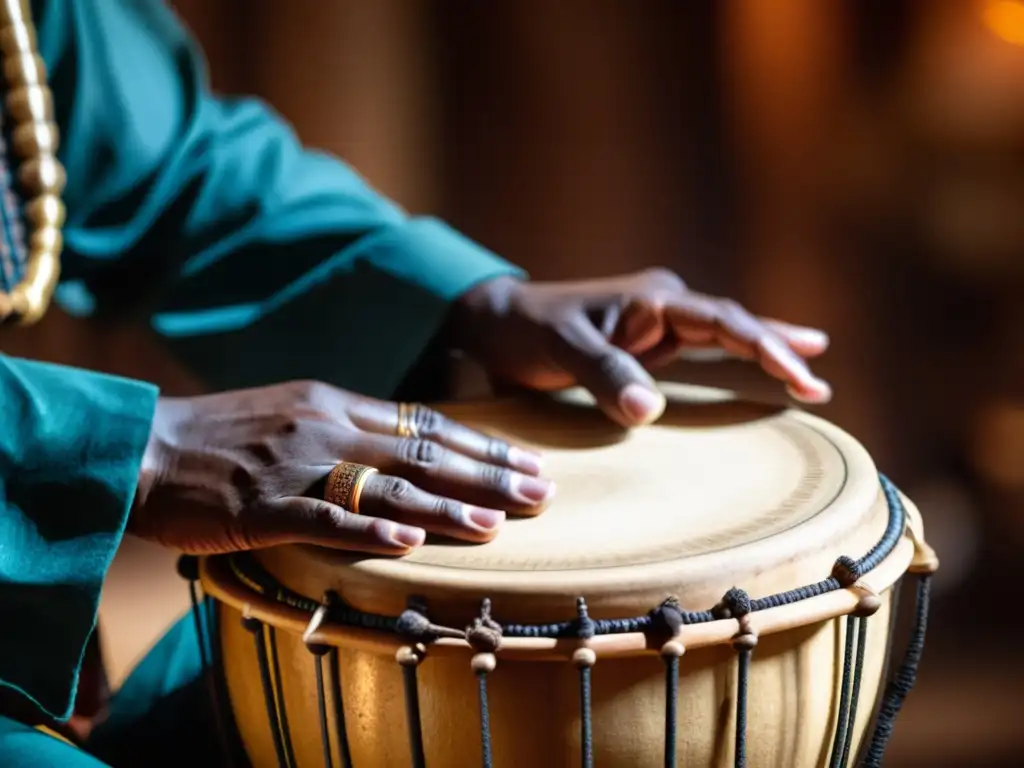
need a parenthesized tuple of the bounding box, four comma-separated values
(130, 382, 553, 556)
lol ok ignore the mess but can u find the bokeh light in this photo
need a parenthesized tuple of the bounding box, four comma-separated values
(984, 0, 1024, 46)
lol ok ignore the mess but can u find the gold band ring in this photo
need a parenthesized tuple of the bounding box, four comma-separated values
(324, 462, 378, 515)
(397, 402, 420, 439)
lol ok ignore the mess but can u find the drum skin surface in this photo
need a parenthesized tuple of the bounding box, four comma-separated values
(211, 384, 919, 767)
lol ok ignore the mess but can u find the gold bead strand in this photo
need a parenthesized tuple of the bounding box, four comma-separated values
(0, 0, 64, 324)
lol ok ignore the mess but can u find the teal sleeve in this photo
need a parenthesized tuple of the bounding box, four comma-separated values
(0, 355, 158, 722)
(0, 718, 110, 767)
(39, 0, 523, 398)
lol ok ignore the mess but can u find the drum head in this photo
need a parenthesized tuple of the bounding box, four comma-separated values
(255, 384, 891, 624)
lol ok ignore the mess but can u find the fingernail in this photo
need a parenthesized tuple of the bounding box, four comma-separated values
(467, 506, 506, 530)
(508, 446, 544, 475)
(790, 328, 829, 347)
(619, 384, 666, 424)
(510, 474, 556, 505)
(390, 525, 426, 548)
(787, 380, 833, 404)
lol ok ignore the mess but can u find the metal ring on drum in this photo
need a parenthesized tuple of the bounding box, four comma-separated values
(181, 383, 938, 768)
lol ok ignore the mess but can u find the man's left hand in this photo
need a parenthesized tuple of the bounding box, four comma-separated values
(448, 269, 831, 427)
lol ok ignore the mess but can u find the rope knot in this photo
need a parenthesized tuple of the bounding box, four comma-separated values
(649, 597, 684, 635)
(466, 598, 503, 653)
(713, 588, 758, 650)
(574, 597, 597, 639)
(395, 598, 465, 645)
(832, 556, 862, 588)
(712, 587, 751, 620)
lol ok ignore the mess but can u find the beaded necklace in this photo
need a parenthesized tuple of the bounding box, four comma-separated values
(0, 0, 66, 325)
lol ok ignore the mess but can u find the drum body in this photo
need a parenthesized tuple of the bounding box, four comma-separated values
(199, 385, 933, 768)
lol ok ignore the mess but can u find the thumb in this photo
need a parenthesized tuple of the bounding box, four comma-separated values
(267, 496, 426, 555)
(553, 317, 666, 427)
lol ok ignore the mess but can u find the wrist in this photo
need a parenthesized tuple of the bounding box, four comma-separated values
(132, 398, 176, 519)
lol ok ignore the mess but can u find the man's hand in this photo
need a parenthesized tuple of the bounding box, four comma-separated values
(131, 382, 551, 556)
(449, 270, 831, 427)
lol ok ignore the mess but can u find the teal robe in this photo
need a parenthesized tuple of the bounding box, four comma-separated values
(1, 1, 519, 763)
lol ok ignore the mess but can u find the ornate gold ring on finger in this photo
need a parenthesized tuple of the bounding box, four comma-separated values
(324, 462, 378, 515)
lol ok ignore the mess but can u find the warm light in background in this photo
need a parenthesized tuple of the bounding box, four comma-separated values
(984, 0, 1024, 45)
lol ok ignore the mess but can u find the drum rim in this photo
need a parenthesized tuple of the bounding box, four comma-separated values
(198, 475, 924, 659)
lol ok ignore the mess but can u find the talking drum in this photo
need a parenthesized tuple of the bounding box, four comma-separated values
(186, 384, 938, 768)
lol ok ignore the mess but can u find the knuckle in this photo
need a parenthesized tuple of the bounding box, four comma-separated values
(642, 266, 685, 291)
(480, 463, 512, 494)
(597, 349, 634, 384)
(270, 414, 302, 437)
(713, 299, 740, 325)
(290, 380, 346, 416)
(411, 405, 444, 438)
(382, 476, 414, 504)
(484, 437, 510, 466)
(718, 299, 759, 336)
(431, 496, 463, 523)
(244, 438, 280, 467)
(309, 500, 349, 529)
(368, 517, 396, 543)
(718, 298, 743, 318)
(270, 410, 323, 436)
(292, 379, 329, 402)
(399, 438, 442, 467)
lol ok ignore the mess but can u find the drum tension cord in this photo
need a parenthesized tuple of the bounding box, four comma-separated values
(178, 474, 936, 768)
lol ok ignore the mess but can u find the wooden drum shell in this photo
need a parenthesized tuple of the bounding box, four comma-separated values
(207, 581, 897, 768)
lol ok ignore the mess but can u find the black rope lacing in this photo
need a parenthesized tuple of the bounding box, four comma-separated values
(861, 574, 932, 767)
(830, 615, 858, 768)
(573, 598, 597, 768)
(178, 472, 932, 768)
(466, 598, 501, 768)
(712, 587, 759, 768)
(842, 616, 869, 766)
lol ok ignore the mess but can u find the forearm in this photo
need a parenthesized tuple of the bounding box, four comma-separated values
(153, 217, 521, 398)
(40, 0, 522, 397)
(0, 355, 157, 722)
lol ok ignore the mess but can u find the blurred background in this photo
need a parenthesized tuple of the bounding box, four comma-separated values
(3, 0, 1023, 764)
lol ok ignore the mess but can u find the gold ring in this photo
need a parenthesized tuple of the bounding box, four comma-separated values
(397, 402, 420, 439)
(324, 462, 378, 515)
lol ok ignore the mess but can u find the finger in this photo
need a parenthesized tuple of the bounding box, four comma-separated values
(348, 400, 544, 476)
(612, 300, 666, 356)
(755, 336, 832, 403)
(666, 297, 831, 402)
(661, 294, 759, 362)
(667, 298, 829, 359)
(763, 320, 830, 357)
(266, 496, 426, 555)
(358, 472, 506, 543)
(353, 433, 556, 514)
(553, 316, 666, 427)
